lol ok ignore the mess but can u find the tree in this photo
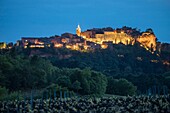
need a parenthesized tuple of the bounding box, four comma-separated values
(69, 68, 107, 95)
(69, 68, 91, 94)
(163, 71, 170, 90)
(146, 28, 154, 34)
(117, 79, 137, 96)
(56, 76, 71, 88)
(0, 86, 8, 100)
(0, 71, 6, 86)
(90, 71, 107, 95)
(72, 80, 82, 93)
(106, 77, 137, 96)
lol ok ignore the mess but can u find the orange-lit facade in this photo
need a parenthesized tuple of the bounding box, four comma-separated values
(20, 25, 158, 52)
(77, 25, 157, 52)
(0, 42, 7, 49)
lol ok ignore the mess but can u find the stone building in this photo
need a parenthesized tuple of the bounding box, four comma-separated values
(76, 25, 157, 51)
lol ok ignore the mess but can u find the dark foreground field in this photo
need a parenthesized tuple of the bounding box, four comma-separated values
(0, 95, 170, 113)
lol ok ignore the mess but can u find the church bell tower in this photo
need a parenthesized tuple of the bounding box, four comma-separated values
(76, 24, 81, 36)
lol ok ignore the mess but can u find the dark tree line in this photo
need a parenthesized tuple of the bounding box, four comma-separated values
(1, 43, 170, 99)
(0, 54, 137, 100)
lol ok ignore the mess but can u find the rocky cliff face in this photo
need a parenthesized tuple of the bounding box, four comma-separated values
(76, 26, 158, 52)
(136, 33, 157, 51)
(80, 31, 157, 51)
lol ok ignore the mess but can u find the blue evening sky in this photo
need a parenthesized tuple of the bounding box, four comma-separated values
(0, 0, 170, 43)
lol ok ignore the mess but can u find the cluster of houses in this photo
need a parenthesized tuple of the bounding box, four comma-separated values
(18, 33, 101, 51)
(0, 33, 102, 51)
(0, 25, 158, 52)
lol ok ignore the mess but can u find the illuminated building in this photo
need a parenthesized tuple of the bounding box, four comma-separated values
(76, 25, 157, 52)
(17, 25, 158, 52)
(76, 24, 81, 37)
(0, 42, 7, 49)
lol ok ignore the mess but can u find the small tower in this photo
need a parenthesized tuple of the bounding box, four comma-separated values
(76, 24, 81, 36)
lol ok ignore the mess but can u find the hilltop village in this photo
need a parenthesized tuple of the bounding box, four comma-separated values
(1, 26, 170, 100)
(1, 25, 158, 52)
(1, 25, 170, 64)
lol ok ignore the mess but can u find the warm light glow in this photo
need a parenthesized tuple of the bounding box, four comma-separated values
(0, 42, 7, 49)
(80, 31, 135, 48)
(121, 31, 124, 33)
(8, 47, 12, 49)
(76, 24, 81, 36)
(34, 40, 44, 45)
(54, 44, 63, 48)
(47, 44, 50, 47)
(20, 26, 158, 53)
(145, 47, 149, 51)
(30, 45, 44, 48)
(39, 42, 44, 45)
(101, 44, 108, 49)
(82, 36, 86, 38)
(84, 45, 88, 50)
(163, 61, 170, 66)
(151, 60, 158, 63)
(137, 33, 156, 51)
(66, 45, 71, 49)
(62, 39, 67, 43)
(24, 42, 28, 46)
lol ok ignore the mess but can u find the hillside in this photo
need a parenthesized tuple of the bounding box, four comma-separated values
(1, 26, 170, 96)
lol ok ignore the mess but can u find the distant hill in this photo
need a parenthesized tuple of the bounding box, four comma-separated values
(19, 43, 168, 76)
